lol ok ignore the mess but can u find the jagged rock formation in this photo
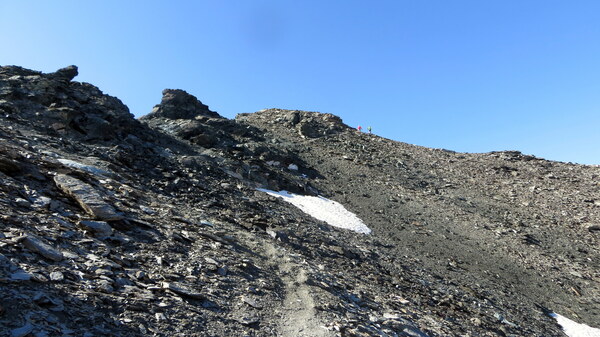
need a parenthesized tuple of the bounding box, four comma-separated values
(141, 89, 318, 195)
(0, 65, 142, 142)
(148, 89, 221, 120)
(237, 109, 349, 139)
(0, 65, 599, 337)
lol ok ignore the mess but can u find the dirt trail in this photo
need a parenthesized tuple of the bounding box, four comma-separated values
(235, 230, 332, 336)
(262, 242, 333, 337)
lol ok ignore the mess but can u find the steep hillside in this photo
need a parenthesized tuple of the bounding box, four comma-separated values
(0, 66, 598, 336)
(237, 109, 600, 325)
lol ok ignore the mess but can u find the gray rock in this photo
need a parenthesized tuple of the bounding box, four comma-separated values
(285, 111, 300, 125)
(140, 205, 156, 215)
(217, 266, 228, 276)
(162, 282, 205, 300)
(143, 89, 221, 120)
(57, 158, 112, 177)
(242, 296, 262, 309)
(96, 279, 114, 293)
(22, 235, 63, 261)
(237, 316, 260, 326)
(10, 271, 32, 281)
(587, 224, 600, 232)
(266, 229, 289, 243)
(204, 257, 219, 265)
(115, 277, 133, 287)
(494, 312, 518, 327)
(54, 174, 122, 221)
(79, 220, 113, 238)
(94, 268, 112, 276)
(14, 198, 31, 208)
(50, 65, 78, 81)
(31, 195, 52, 209)
(402, 326, 429, 337)
(49, 271, 64, 281)
(11, 322, 34, 337)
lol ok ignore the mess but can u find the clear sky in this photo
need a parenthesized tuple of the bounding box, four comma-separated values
(2, 1, 599, 164)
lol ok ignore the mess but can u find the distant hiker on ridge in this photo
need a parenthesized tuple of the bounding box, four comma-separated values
(367, 126, 372, 134)
(357, 125, 362, 132)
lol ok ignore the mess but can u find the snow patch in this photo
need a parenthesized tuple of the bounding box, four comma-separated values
(258, 189, 371, 234)
(551, 313, 600, 337)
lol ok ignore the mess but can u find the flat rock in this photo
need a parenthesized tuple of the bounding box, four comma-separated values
(11, 322, 34, 337)
(53, 174, 122, 221)
(587, 224, 600, 232)
(237, 315, 260, 326)
(22, 235, 63, 261)
(79, 220, 113, 238)
(162, 282, 205, 300)
(10, 271, 32, 281)
(242, 295, 263, 309)
(57, 158, 112, 177)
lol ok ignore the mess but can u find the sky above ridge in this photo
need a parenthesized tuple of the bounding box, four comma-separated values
(2, 1, 599, 164)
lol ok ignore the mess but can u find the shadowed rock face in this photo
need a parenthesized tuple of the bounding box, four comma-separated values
(0, 65, 140, 142)
(0, 65, 598, 337)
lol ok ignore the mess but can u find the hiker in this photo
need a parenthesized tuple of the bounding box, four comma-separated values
(357, 125, 362, 132)
(367, 126, 372, 134)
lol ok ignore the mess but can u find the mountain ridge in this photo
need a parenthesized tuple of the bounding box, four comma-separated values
(0, 65, 598, 337)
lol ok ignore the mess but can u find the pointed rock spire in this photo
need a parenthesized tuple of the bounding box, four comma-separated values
(144, 89, 221, 120)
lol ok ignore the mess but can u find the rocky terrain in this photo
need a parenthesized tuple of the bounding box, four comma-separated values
(0, 65, 598, 336)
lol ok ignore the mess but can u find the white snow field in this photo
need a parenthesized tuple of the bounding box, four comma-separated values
(258, 189, 371, 234)
(551, 313, 600, 337)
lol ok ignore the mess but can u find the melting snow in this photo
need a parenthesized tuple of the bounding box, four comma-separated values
(258, 189, 371, 234)
(551, 313, 600, 337)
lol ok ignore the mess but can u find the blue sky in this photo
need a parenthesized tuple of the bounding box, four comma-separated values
(2, 1, 599, 164)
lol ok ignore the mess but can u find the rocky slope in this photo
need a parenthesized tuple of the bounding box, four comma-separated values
(0, 65, 598, 336)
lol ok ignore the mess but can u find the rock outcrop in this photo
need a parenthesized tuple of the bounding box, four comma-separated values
(146, 89, 221, 120)
(0, 65, 149, 143)
(237, 108, 349, 139)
